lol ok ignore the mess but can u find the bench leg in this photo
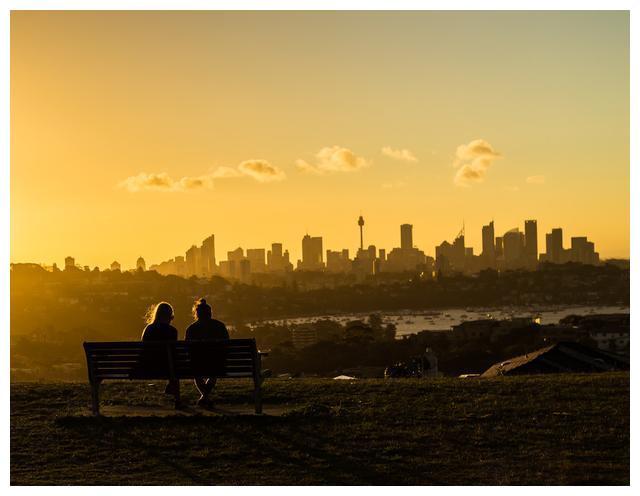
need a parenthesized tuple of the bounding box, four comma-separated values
(254, 381, 262, 415)
(90, 382, 100, 416)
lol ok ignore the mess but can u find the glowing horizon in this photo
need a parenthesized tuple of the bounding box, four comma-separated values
(11, 11, 630, 268)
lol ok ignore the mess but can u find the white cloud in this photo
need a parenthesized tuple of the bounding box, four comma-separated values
(119, 160, 285, 192)
(296, 146, 370, 174)
(237, 160, 286, 183)
(118, 172, 214, 193)
(381, 146, 418, 163)
(452, 139, 502, 187)
(526, 175, 545, 185)
(211, 166, 243, 179)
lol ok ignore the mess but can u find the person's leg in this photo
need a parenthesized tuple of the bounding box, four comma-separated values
(165, 379, 179, 395)
(194, 377, 214, 406)
(204, 377, 217, 395)
(165, 379, 182, 408)
(194, 377, 208, 396)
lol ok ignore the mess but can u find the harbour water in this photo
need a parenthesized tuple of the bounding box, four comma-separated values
(258, 305, 629, 338)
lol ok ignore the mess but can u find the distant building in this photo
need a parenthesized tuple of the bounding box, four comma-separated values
(353, 245, 377, 276)
(219, 247, 248, 280)
(246, 248, 266, 273)
(64, 256, 75, 271)
(400, 223, 413, 250)
(560, 313, 629, 352)
(503, 228, 525, 269)
(201, 235, 216, 276)
(384, 224, 430, 274)
(136, 256, 146, 271)
(481, 221, 496, 268)
(542, 228, 599, 266)
(546, 228, 564, 263)
(267, 242, 293, 273)
(238, 259, 251, 282)
(110, 261, 121, 271)
(570, 236, 599, 265)
(326, 249, 351, 273)
(299, 234, 324, 271)
(435, 233, 467, 274)
(524, 220, 538, 268)
(227, 247, 244, 262)
(185, 245, 201, 277)
(495, 236, 504, 258)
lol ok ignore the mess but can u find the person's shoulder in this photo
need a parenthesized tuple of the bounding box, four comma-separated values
(141, 323, 156, 340)
(185, 321, 199, 339)
(212, 319, 227, 329)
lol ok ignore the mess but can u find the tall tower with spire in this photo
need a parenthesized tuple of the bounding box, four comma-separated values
(357, 215, 365, 250)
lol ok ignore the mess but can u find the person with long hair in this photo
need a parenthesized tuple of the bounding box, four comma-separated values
(185, 298, 229, 407)
(141, 301, 181, 406)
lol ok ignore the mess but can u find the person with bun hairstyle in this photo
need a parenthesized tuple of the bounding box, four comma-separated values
(141, 301, 182, 407)
(185, 298, 229, 407)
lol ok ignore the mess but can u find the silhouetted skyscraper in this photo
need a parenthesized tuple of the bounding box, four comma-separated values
(185, 245, 201, 277)
(271, 243, 282, 258)
(64, 256, 75, 271)
(201, 235, 216, 275)
(326, 249, 351, 273)
(481, 221, 495, 266)
(246, 248, 266, 273)
(503, 229, 525, 269)
(400, 224, 413, 250)
(267, 243, 293, 273)
(495, 237, 503, 258)
(300, 234, 324, 271)
(524, 220, 538, 266)
(570, 237, 599, 265)
(136, 256, 146, 271)
(547, 228, 564, 263)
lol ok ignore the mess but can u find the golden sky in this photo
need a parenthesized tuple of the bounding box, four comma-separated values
(11, 11, 629, 268)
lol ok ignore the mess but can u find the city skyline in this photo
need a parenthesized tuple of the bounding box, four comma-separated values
(48, 215, 605, 275)
(10, 11, 629, 267)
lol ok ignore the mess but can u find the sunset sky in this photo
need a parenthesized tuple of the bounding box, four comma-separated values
(10, 11, 629, 268)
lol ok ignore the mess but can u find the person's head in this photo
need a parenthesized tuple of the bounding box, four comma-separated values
(146, 301, 174, 325)
(192, 298, 212, 321)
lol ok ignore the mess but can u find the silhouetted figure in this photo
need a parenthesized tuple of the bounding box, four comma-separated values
(185, 298, 229, 407)
(141, 301, 181, 407)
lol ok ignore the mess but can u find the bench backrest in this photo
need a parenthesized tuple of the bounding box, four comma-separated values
(83, 339, 259, 382)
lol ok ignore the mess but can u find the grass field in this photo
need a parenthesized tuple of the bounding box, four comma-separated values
(11, 373, 629, 485)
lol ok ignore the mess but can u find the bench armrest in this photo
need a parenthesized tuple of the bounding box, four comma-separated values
(258, 350, 270, 357)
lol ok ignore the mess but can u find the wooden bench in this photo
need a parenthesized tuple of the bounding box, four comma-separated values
(83, 339, 270, 415)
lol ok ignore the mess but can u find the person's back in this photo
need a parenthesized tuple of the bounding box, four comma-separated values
(142, 321, 178, 341)
(139, 301, 181, 407)
(185, 318, 229, 341)
(186, 298, 229, 407)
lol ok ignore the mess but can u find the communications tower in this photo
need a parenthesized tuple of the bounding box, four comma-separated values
(357, 215, 365, 250)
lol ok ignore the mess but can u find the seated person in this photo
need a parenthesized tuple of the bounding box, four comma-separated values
(141, 301, 181, 407)
(185, 298, 229, 407)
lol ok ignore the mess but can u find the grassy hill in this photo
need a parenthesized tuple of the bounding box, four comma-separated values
(11, 372, 629, 485)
